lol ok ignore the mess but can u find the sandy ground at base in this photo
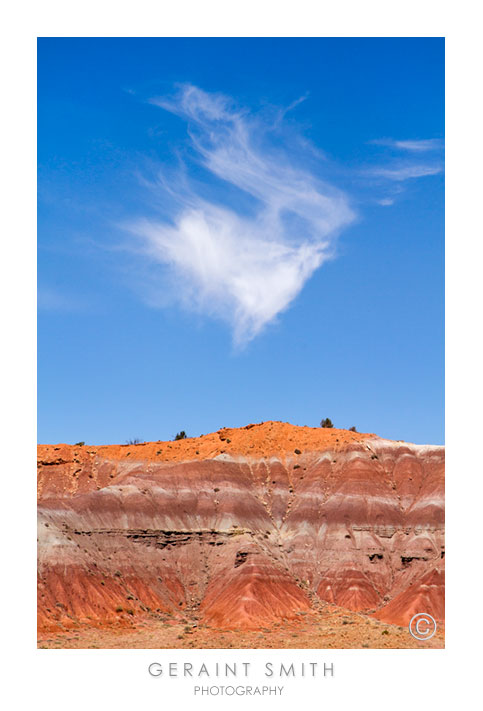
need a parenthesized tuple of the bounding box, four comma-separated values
(38, 607, 444, 650)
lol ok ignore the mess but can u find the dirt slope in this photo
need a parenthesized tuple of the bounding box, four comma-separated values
(37, 421, 444, 648)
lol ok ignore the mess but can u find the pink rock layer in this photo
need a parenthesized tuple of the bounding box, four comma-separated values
(37, 424, 444, 632)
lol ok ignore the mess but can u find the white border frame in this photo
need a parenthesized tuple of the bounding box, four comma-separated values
(3, 2, 482, 707)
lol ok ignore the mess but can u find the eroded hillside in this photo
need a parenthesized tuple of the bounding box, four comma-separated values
(37, 422, 444, 648)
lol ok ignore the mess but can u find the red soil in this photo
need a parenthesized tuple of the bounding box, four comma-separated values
(37, 421, 444, 647)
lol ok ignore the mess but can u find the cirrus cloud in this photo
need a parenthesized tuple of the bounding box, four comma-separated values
(127, 85, 356, 345)
(370, 137, 443, 153)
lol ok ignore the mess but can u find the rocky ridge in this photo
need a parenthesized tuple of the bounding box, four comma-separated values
(37, 422, 444, 644)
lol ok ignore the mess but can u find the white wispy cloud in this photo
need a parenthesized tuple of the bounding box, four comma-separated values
(364, 137, 444, 205)
(128, 85, 355, 344)
(392, 138, 443, 152)
(376, 197, 395, 206)
(370, 138, 443, 152)
(367, 163, 444, 181)
(368, 138, 444, 197)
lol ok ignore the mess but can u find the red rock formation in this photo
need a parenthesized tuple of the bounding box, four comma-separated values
(37, 422, 444, 637)
(373, 569, 445, 626)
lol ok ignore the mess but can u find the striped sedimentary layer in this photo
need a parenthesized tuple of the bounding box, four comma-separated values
(37, 424, 444, 632)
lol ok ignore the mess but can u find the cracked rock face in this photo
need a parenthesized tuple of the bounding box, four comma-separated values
(37, 422, 444, 633)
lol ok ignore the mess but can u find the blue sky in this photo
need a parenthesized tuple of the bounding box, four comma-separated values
(38, 38, 444, 445)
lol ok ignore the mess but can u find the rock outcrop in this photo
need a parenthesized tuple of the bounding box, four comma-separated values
(37, 422, 444, 635)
